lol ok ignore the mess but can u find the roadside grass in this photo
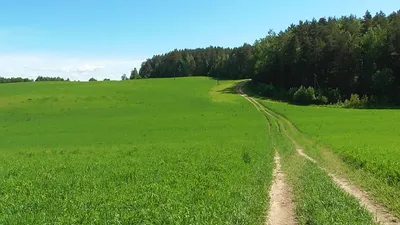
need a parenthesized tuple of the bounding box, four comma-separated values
(246, 91, 376, 225)
(259, 98, 400, 218)
(284, 154, 376, 225)
(0, 78, 274, 224)
(209, 79, 245, 103)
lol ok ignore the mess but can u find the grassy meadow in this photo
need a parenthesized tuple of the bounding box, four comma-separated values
(0, 78, 274, 224)
(2, 77, 398, 224)
(247, 98, 376, 224)
(265, 101, 400, 185)
(262, 100, 400, 217)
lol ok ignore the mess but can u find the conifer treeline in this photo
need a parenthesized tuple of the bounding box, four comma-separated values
(139, 10, 400, 103)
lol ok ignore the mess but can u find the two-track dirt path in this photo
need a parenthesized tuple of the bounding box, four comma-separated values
(297, 148, 399, 225)
(237, 81, 399, 225)
(237, 82, 297, 225)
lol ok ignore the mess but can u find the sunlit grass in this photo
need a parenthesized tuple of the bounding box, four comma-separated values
(264, 99, 400, 217)
(0, 78, 274, 224)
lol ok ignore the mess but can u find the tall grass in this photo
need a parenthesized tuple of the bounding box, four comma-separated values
(0, 78, 274, 224)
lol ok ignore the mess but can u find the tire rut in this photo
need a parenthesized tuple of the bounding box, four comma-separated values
(297, 149, 399, 225)
(237, 81, 400, 225)
(267, 152, 297, 225)
(237, 83, 297, 225)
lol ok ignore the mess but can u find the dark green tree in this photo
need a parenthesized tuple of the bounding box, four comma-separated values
(130, 68, 139, 80)
(121, 74, 128, 81)
(137, 10, 400, 104)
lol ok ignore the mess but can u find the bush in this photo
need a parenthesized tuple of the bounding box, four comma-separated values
(133, 74, 142, 79)
(344, 94, 369, 108)
(288, 87, 297, 99)
(326, 88, 342, 103)
(292, 86, 316, 105)
(360, 95, 369, 106)
(316, 95, 328, 105)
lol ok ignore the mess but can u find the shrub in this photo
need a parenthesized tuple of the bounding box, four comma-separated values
(344, 94, 368, 108)
(133, 74, 142, 79)
(288, 87, 297, 99)
(292, 86, 316, 105)
(360, 95, 369, 106)
(327, 88, 342, 103)
(316, 95, 328, 105)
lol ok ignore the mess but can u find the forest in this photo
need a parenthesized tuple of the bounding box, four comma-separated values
(139, 10, 400, 105)
(0, 77, 33, 83)
(0, 76, 69, 83)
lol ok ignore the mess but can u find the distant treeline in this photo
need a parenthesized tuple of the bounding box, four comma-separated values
(35, 76, 69, 82)
(139, 10, 400, 105)
(139, 45, 253, 80)
(0, 77, 33, 83)
(0, 76, 70, 84)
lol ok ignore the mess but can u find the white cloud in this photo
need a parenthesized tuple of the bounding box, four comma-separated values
(0, 54, 144, 81)
(35, 64, 105, 74)
(77, 65, 105, 73)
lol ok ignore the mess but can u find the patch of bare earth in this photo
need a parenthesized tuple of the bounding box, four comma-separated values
(266, 152, 297, 225)
(297, 149, 399, 225)
(296, 149, 316, 163)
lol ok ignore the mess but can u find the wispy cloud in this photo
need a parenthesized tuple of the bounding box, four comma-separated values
(0, 54, 144, 81)
(77, 65, 105, 73)
(34, 65, 105, 74)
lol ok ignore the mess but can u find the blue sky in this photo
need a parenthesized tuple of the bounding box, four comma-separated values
(1, 0, 399, 80)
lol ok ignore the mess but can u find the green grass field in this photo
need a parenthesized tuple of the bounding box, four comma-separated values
(264, 101, 400, 184)
(0, 78, 274, 224)
(2, 77, 399, 224)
